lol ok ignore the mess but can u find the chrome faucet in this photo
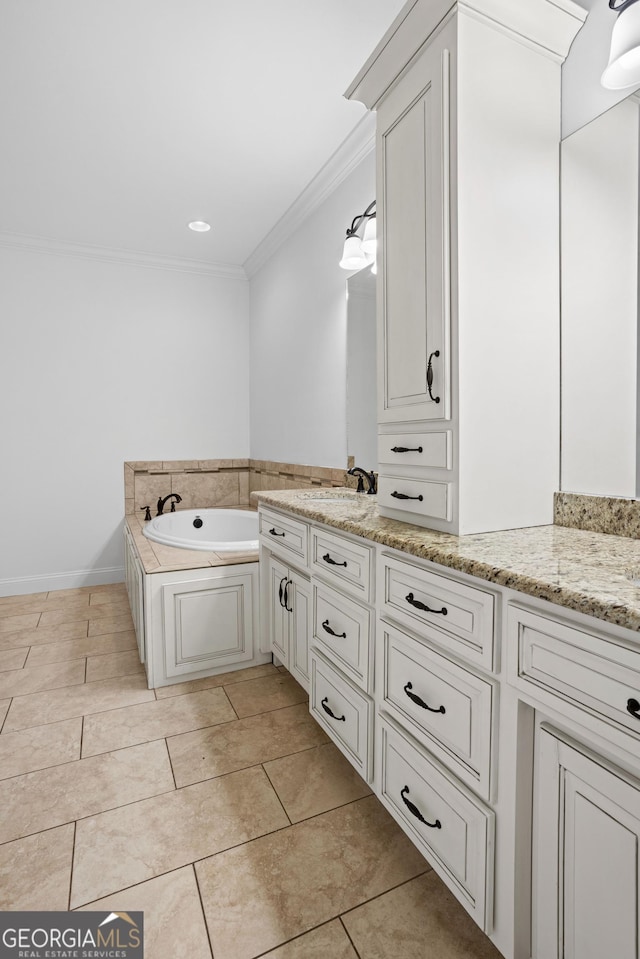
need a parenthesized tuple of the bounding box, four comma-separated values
(156, 493, 182, 515)
(347, 467, 377, 495)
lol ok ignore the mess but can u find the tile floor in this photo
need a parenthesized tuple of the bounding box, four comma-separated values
(0, 582, 503, 959)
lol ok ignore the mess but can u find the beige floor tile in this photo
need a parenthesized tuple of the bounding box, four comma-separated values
(0, 717, 82, 779)
(0, 611, 40, 633)
(342, 872, 502, 959)
(168, 703, 329, 787)
(0, 591, 47, 607)
(71, 765, 288, 906)
(82, 687, 236, 757)
(224, 673, 307, 718)
(47, 585, 125, 603)
(264, 743, 372, 822)
(76, 867, 212, 959)
(0, 740, 174, 843)
(260, 922, 358, 959)
(89, 586, 128, 605)
(0, 621, 88, 651)
(88, 613, 134, 637)
(195, 795, 428, 959)
(0, 659, 86, 698)
(0, 824, 75, 910)
(38, 601, 130, 629)
(0, 647, 28, 671)
(4, 673, 154, 731)
(0, 596, 90, 617)
(155, 662, 278, 699)
(45, 586, 94, 601)
(85, 649, 144, 683)
(26, 630, 137, 667)
(0, 699, 10, 730)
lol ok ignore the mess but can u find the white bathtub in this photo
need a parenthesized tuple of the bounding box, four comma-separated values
(142, 508, 259, 552)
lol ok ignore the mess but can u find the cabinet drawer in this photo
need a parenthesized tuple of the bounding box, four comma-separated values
(378, 717, 494, 932)
(379, 621, 494, 799)
(312, 583, 373, 693)
(378, 474, 451, 522)
(259, 508, 308, 566)
(378, 432, 452, 470)
(379, 554, 495, 671)
(310, 527, 373, 602)
(508, 605, 640, 743)
(310, 649, 374, 782)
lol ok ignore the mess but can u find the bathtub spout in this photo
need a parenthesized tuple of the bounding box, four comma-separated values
(156, 493, 182, 516)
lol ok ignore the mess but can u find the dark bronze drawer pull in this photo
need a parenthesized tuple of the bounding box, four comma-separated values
(322, 620, 347, 639)
(391, 446, 423, 454)
(405, 592, 448, 616)
(321, 697, 346, 722)
(427, 350, 441, 404)
(278, 575, 287, 608)
(391, 491, 423, 502)
(627, 697, 640, 719)
(323, 553, 347, 567)
(404, 681, 445, 714)
(400, 786, 441, 829)
(269, 528, 285, 537)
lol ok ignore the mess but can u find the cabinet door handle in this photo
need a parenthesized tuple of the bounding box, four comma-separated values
(269, 528, 285, 537)
(627, 697, 640, 719)
(404, 681, 445, 714)
(322, 619, 346, 639)
(405, 592, 448, 616)
(391, 491, 424, 502)
(400, 786, 441, 829)
(391, 446, 423, 454)
(427, 350, 441, 404)
(278, 575, 288, 608)
(283, 579, 293, 613)
(321, 697, 346, 722)
(323, 553, 347, 567)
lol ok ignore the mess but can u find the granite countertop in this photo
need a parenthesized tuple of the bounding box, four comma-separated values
(125, 509, 258, 575)
(251, 489, 640, 633)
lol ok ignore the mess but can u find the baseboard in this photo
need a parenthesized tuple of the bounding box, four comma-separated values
(0, 566, 125, 598)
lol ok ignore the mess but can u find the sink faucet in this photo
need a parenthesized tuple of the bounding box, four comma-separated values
(347, 467, 377, 495)
(156, 493, 182, 515)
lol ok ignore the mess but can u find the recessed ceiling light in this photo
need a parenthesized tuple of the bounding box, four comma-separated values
(188, 221, 211, 232)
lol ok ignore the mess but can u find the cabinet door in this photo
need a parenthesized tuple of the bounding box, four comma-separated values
(266, 553, 289, 665)
(533, 726, 640, 959)
(377, 28, 451, 424)
(287, 569, 311, 692)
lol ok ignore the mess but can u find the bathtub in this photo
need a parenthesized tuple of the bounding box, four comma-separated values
(142, 508, 259, 552)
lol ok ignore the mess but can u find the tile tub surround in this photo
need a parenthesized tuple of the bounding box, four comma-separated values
(251, 489, 640, 632)
(554, 491, 640, 538)
(0, 582, 500, 959)
(125, 458, 358, 517)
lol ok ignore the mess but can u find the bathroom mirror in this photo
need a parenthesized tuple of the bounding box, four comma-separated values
(346, 267, 378, 472)
(561, 92, 640, 498)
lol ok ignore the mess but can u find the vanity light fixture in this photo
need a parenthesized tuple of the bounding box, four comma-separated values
(187, 220, 211, 232)
(339, 200, 376, 270)
(602, 0, 640, 89)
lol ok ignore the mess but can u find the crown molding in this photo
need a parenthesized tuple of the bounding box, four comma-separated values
(0, 231, 247, 280)
(244, 113, 376, 278)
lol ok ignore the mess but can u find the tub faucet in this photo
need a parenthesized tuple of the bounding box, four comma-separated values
(156, 493, 182, 516)
(347, 467, 377, 495)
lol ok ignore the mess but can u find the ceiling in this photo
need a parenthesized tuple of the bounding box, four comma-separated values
(0, 0, 405, 268)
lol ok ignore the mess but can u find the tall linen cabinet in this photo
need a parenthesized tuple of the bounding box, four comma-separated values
(346, 0, 586, 534)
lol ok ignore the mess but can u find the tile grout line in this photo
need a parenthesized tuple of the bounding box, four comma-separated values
(0, 698, 10, 734)
(164, 738, 178, 791)
(338, 916, 363, 958)
(260, 763, 292, 826)
(191, 863, 216, 959)
(68, 820, 77, 911)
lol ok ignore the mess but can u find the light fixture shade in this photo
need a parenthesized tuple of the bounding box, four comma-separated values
(602, 1, 640, 89)
(339, 234, 370, 270)
(188, 220, 211, 232)
(361, 215, 377, 256)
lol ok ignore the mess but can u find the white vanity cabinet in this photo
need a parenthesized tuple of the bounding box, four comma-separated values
(259, 507, 311, 692)
(123, 524, 145, 663)
(346, 0, 586, 534)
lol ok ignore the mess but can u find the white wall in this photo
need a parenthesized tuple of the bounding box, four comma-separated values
(249, 151, 375, 468)
(0, 246, 250, 594)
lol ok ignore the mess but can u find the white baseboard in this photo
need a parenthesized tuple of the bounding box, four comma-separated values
(0, 566, 125, 598)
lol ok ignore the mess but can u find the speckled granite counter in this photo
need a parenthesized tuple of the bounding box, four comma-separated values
(252, 489, 640, 633)
(125, 509, 258, 575)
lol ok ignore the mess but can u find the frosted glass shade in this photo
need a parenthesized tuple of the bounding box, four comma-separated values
(339, 234, 370, 270)
(362, 215, 377, 256)
(602, 2, 640, 90)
